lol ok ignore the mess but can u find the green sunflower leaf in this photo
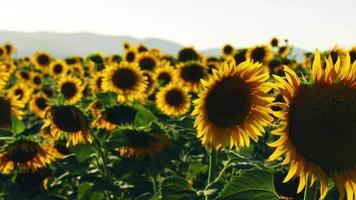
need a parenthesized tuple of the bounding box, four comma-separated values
(160, 176, 198, 200)
(72, 144, 97, 162)
(11, 117, 25, 134)
(134, 105, 157, 127)
(214, 169, 279, 200)
(77, 182, 104, 200)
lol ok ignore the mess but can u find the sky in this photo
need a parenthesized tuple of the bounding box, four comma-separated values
(1, 0, 355, 51)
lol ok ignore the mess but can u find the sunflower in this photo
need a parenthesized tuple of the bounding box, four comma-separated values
(246, 45, 273, 64)
(16, 69, 32, 82)
(90, 71, 105, 93)
(270, 37, 279, 47)
(29, 93, 49, 118)
(31, 72, 44, 88)
(137, 44, 149, 53)
(46, 140, 72, 159)
(91, 104, 138, 130)
(15, 167, 51, 189)
(57, 76, 84, 104)
(49, 60, 68, 78)
(123, 48, 138, 63)
(142, 71, 157, 96)
(116, 128, 170, 159)
(155, 83, 191, 116)
(349, 47, 356, 64)
(175, 62, 207, 92)
(192, 60, 274, 150)
(278, 45, 291, 58)
(42, 105, 92, 147)
(102, 62, 147, 103)
(154, 62, 175, 87)
(268, 51, 356, 199)
(32, 51, 52, 71)
(4, 43, 15, 57)
(0, 138, 53, 173)
(205, 57, 221, 74)
(327, 47, 348, 67)
(0, 96, 24, 129)
(268, 58, 284, 75)
(0, 46, 7, 59)
(106, 54, 122, 65)
(221, 44, 235, 57)
(0, 63, 11, 90)
(137, 53, 158, 71)
(177, 47, 200, 62)
(7, 83, 33, 104)
(123, 41, 131, 50)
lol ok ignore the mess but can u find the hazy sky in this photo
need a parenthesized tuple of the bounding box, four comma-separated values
(1, 0, 355, 50)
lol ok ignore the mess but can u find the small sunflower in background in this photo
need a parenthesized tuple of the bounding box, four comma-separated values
(106, 54, 122, 65)
(349, 46, 356, 64)
(192, 60, 274, 150)
(29, 93, 49, 118)
(115, 128, 170, 159)
(153, 62, 175, 87)
(0, 138, 53, 174)
(136, 44, 149, 53)
(278, 45, 291, 58)
(57, 76, 84, 104)
(42, 105, 92, 146)
(268, 58, 284, 75)
(102, 62, 147, 103)
(47, 140, 72, 159)
(327, 46, 348, 67)
(123, 48, 138, 63)
(233, 49, 247, 65)
(32, 51, 52, 71)
(0, 64, 11, 90)
(31, 72, 44, 89)
(0, 46, 7, 60)
(177, 47, 200, 62)
(49, 60, 68, 78)
(7, 83, 33, 104)
(155, 83, 191, 117)
(205, 57, 221, 74)
(123, 41, 131, 50)
(137, 52, 158, 71)
(269, 51, 356, 199)
(221, 44, 235, 58)
(4, 43, 15, 57)
(16, 69, 32, 83)
(175, 62, 207, 92)
(91, 104, 138, 130)
(246, 45, 273, 64)
(0, 95, 24, 129)
(270, 37, 279, 47)
(142, 71, 157, 98)
(90, 71, 105, 93)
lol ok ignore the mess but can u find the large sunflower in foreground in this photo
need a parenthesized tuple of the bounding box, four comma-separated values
(102, 62, 147, 103)
(0, 138, 53, 173)
(269, 51, 356, 200)
(246, 45, 273, 64)
(156, 83, 191, 117)
(192, 60, 274, 150)
(42, 105, 92, 147)
(57, 76, 84, 104)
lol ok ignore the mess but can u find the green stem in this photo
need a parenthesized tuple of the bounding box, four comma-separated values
(207, 148, 217, 184)
(303, 178, 318, 200)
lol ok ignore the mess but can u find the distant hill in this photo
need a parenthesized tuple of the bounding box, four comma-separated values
(0, 31, 307, 61)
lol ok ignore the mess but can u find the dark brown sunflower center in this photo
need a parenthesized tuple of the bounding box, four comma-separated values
(61, 82, 78, 99)
(53, 64, 63, 74)
(138, 45, 148, 53)
(158, 72, 172, 85)
(234, 49, 247, 65)
(96, 77, 103, 90)
(350, 51, 356, 64)
(223, 45, 233, 55)
(7, 140, 40, 163)
(0, 49, 4, 56)
(14, 89, 24, 99)
(35, 97, 48, 110)
(178, 48, 199, 62)
(54, 142, 71, 155)
(0, 98, 12, 128)
(126, 52, 135, 62)
(20, 71, 30, 80)
(124, 130, 156, 148)
(329, 51, 339, 64)
(37, 54, 50, 66)
(251, 47, 266, 62)
(288, 84, 356, 173)
(112, 68, 138, 90)
(165, 89, 185, 107)
(205, 76, 252, 128)
(51, 106, 84, 132)
(103, 105, 137, 125)
(139, 57, 156, 71)
(5, 45, 12, 54)
(180, 63, 205, 83)
(271, 38, 279, 47)
(33, 76, 42, 85)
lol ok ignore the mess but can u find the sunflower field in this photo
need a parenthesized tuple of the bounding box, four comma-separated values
(0, 38, 355, 200)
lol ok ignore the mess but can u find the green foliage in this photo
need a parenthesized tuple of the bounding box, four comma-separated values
(160, 176, 198, 200)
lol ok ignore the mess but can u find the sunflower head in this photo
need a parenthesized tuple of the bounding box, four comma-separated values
(268, 58, 284, 75)
(246, 45, 273, 64)
(156, 83, 191, 117)
(32, 51, 52, 70)
(0, 46, 6, 59)
(137, 53, 158, 71)
(327, 47, 348, 66)
(4, 43, 15, 56)
(16, 70, 32, 82)
(278, 45, 290, 58)
(31, 72, 44, 88)
(15, 167, 51, 189)
(142, 71, 157, 96)
(270, 37, 279, 47)
(222, 44, 235, 57)
(349, 47, 356, 64)
(7, 83, 32, 104)
(102, 62, 147, 103)
(123, 49, 137, 63)
(90, 71, 105, 93)
(269, 50, 356, 199)
(177, 47, 200, 62)
(233, 49, 247, 65)
(175, 62, 207, 92)
(137, 44, 148, 53)
(192, 60, 274, 150)
(57, 76, 84, 104)
(29, 93, 49, 118)
(50, 60, 68, 77)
